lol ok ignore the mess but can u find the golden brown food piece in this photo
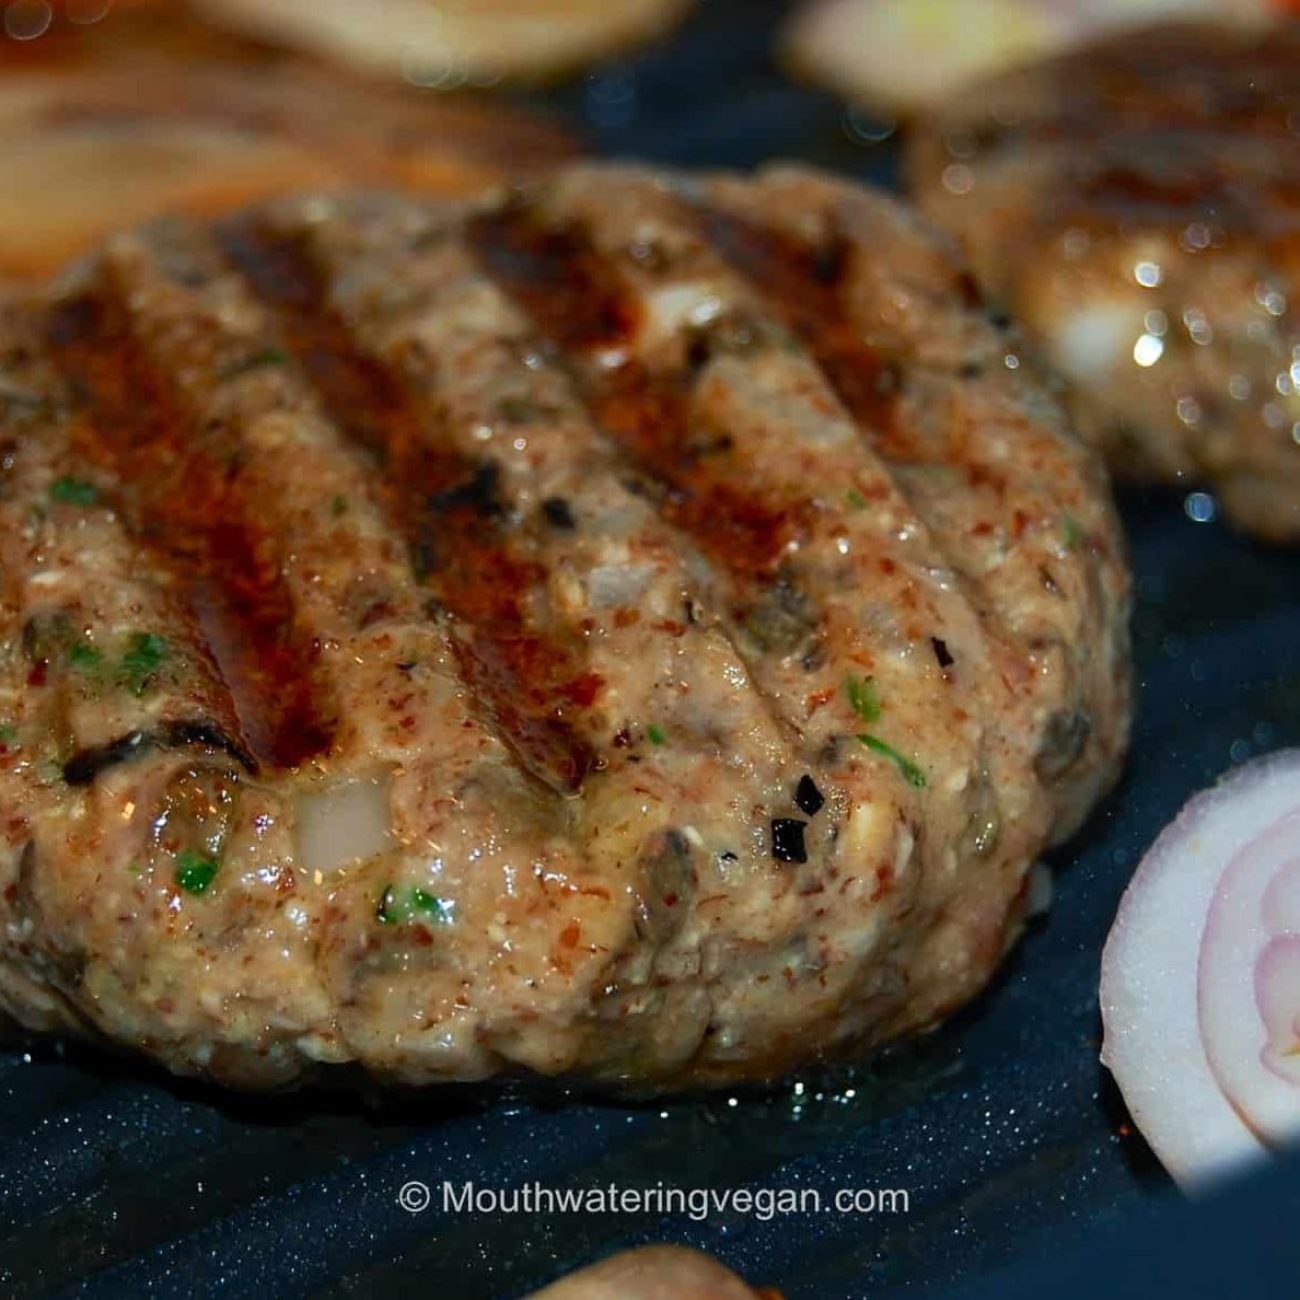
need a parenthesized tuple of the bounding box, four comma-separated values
(779, 0, 1269, 119)
(194, 0, 694, 85)
(907, 21, 1300, 541)
(0, 4, 573, 279)
(0, 164, 1129, 1092)
(526, 1246, 778, 1300)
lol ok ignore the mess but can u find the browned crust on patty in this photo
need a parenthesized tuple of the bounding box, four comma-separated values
(907, 21, 1300, 541)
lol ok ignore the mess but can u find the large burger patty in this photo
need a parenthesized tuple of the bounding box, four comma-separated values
(907, 21, 1300, 542)
(0, 165, 1131, 1091)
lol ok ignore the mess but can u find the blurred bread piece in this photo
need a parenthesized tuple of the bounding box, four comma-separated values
(0, 4, 573, 279)
(194, 0, 694, 85)
(524, 1246, 779, 1300)
(780, 0, 1271, 117)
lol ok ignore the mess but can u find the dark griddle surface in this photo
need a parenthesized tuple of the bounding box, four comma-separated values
(3, 2, 1299, 1297)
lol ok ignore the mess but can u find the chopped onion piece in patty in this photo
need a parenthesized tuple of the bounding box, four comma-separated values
(294, 771, 396, 873)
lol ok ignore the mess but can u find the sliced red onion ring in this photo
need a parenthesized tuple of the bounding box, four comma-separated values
(1200, 806, 1300, 1145)
(1101, 751, 1300, 1190)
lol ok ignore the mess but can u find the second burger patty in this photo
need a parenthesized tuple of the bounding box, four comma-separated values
(907, 21, 1300, 543)
(0, 164, 1131, 1092)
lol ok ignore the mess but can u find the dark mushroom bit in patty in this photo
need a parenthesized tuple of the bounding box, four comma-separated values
(0, 164, 1130, 1091)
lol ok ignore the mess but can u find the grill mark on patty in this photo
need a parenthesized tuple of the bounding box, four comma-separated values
(45, 287, 332, 771)
(690, 203, 903, 443)
(78, 223, 573, 799)
(684, 192, 1027, 631)
(215, 216, 596, 792)
(703, 169, 1135, 814)
(701, 170, 1114, 602)
(468, 204, 803, 585)
(0, 299, 252, 776)
(468, 170, 1012, 816)
(259, 195, 804, 793)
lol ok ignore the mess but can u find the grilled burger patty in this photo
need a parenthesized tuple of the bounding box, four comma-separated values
(907, 22, 1300, 542)
(0, 165, 1131, 1090)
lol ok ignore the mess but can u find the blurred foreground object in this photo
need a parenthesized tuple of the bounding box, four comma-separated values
(193, 0, 694, 85)
(525, 1245, 780, 1299)
(0, 4, 573, 278)
(907, 21, 1300, 540)
(781, 0, 1271, 116)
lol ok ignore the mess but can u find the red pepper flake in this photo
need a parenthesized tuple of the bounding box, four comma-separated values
(561, 673, 605, 707)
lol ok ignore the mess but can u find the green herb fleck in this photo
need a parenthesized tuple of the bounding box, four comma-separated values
(411, 889, 455, 924)
(0, 723, 17, 748)
(378, 884, 456, 926)
(218, 348, 288, 382)
(846, 674, 882, 724)
(331, 494, 348, 517)
(846, 489, 867, 509)
(68, 641, 103, 672)
(49, 477, 100, 507)
(175, 851, 219, 895)
(1061, 514, 1083, 549)
(646, 724, 667, 746)
(120, 632, 167, 696)
(127, 861, 144, 877)
(857, 734, 927, 789)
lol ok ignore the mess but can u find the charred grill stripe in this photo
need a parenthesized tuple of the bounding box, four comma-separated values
(0, 299, 251, 770)
(82, 225, 544, 791)
(699, 169, 1130, 810)
(687, 190, 1041, 650)
(62, 721, 256, 786)
(44, 288, 329, 771)
(217, 215, 596, 792)
(707, 173, 1124, 607)
(468, 204, 801, 583)
(695, 181, 1085, 651)
(467, 192, 853, 757)
(690, 202, 901, 441)
(479, 170, 1013, 801)
(261, 195, 803, 796)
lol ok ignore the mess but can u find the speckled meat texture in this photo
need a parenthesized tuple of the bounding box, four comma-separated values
(906, 21, 1300, 542)
(0, 165, 1131, 1091)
